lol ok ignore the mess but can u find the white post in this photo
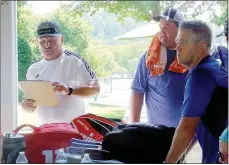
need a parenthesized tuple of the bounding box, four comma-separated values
(1, 1, 18, 133)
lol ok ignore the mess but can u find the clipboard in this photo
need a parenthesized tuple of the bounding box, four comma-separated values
(18, 80, 59, 107)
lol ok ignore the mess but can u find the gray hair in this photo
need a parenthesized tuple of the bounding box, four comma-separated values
(179, 20, 212, 48)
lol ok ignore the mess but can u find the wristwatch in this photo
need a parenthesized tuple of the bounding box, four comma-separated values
(67, 86, 73, 95)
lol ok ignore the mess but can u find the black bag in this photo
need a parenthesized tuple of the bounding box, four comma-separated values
(102, 124, 176, 163)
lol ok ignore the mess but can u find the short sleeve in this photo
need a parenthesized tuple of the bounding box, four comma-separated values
(131, 51, 149, 93)
(182, 71, 217, 117)
(75, 58, 97, 84)
(26, 67, 32, 80)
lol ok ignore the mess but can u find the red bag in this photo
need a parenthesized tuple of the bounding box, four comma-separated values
(13, 123, 83, 164)
(71, 113, 123, 142)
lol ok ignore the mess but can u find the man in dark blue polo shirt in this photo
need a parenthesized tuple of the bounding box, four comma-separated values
(165, 20, 228, 163)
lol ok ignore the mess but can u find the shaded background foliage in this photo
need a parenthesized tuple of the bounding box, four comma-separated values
(17, 37, 33, 102)
(17, 1, 227, 101)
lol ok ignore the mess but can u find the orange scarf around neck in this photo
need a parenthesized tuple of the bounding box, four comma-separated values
(146, 33, 187, 76)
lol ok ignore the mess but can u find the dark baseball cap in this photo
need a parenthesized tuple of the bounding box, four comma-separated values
(152, 8, 185, 26)
(37, 21, 62, 38)
(216, 18, 228, 37)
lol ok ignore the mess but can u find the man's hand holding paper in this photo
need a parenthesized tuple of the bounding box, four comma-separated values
(52, 82, 69, 95)
(18, 80, 59, 107)
(21, 81, 70, 113)
(21, 99, 36, 113)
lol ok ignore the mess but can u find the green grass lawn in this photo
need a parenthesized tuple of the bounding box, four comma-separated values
(89, 103, 125, 119)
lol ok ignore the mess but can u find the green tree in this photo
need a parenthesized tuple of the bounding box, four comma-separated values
(83, 9, 148, 41)
(214, 1, 228, 25)
(49, 7, 91, 57)
(17, 37, 33, 102)
(85, 38, 118, 77)
(17, 1, 39, 42)
(18, 37, 33, 81)
(17, 1, 43, 63)
(17, 2, 39, 102)
(110, 39, 150, 73)
(71, 1, 223, 23)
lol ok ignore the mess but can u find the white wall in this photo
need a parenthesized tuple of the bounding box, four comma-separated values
(1, 1, 18, 133)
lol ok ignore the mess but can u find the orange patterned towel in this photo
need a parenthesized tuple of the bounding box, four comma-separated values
(146, 33, 187, 76)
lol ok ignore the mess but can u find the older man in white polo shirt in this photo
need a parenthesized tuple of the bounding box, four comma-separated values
(21, 21, 100, 126)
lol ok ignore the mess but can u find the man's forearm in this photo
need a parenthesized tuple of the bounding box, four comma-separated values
(71, 81, 100, 97)
(129, 90, 144, 122)
(165, 123, 195, 163)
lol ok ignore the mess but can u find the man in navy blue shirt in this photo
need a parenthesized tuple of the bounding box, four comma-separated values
(165, 20, 228, 163)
